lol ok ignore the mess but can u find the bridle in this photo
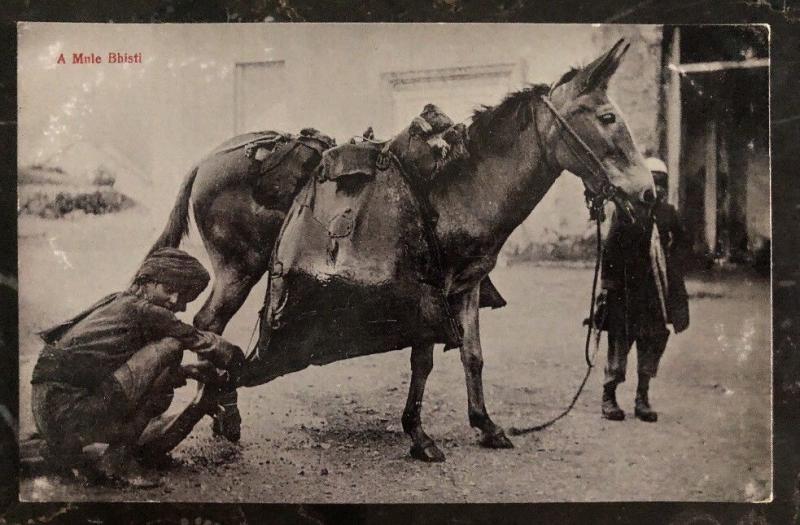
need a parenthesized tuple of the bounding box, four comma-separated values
(535, 94, 636, 224)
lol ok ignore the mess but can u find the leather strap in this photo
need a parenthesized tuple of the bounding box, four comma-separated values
(380, 151, 462, 345)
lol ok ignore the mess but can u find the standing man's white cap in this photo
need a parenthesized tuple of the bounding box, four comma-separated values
(646, 157, 669, 200)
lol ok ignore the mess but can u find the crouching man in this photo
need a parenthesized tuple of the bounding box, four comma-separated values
(31, 247, 243, 487)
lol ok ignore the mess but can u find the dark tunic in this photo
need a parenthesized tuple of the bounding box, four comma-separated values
(601, 200, 690, 336)
(31, 292, 201, 389)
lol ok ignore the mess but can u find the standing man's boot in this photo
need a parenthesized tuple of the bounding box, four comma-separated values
(211, 389, 241, 442)
(602, 383, 625, 421)
(635, 373, 658, 422)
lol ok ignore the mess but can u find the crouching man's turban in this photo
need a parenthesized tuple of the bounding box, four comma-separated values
(135, 247, 210, 301)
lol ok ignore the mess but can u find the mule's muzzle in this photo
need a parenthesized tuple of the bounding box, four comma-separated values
(640, 188, 656, 206)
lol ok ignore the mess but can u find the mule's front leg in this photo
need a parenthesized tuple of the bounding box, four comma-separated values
(458, 285, 513, 449)
(402, 343, 445, 462)
(194, 263, 268, 442)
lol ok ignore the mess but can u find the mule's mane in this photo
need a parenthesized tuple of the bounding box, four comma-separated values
(433, 69, 585, 186)
(467, 83, 549, 158)
(466, 66, 583, 159)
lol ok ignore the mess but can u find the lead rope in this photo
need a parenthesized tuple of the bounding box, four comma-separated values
(509, 206, 605, 435)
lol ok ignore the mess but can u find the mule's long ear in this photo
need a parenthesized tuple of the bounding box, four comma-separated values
(586, 39, 629, 92)
(568, 39, 630, 96)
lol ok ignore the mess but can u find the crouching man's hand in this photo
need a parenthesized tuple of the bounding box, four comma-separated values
(189, 331, 245, 377)
(181, 361, 230, 386)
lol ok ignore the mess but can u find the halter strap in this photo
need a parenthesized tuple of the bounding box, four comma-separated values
(533, 100, 557, 176)
(539, 95, 618, 202)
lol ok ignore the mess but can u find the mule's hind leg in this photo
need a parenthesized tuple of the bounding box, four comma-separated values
(457, 286, 513, 449)
(193, 263, 266, 335)
(402, 343, 445, 462)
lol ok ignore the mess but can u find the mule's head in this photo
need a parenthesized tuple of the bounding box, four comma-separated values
(548, 39, 655, 223)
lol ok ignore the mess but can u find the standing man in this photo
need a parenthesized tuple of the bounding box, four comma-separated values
(599, 157, 690, 422)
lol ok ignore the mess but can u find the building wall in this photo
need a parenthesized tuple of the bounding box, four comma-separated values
(141, 23, 609, 210)
(19, 24, 665, 254)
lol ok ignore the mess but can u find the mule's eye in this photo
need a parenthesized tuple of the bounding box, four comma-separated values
(598, 112, 616, 125)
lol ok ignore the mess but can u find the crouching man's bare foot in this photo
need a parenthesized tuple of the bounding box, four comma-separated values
(35, 442, 95, 483)
(95, 444, 162, 488)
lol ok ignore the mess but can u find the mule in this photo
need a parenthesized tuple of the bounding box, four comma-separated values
(147, 39, 655, 462)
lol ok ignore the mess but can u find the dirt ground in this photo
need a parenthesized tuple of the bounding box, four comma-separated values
(17, 211, 771, 503)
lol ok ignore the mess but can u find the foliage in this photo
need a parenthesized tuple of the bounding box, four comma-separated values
(506, 233, 599, 262)
(17, 165, 65, 185)
(18, 189, 135, 219)
(91, 165, 117, 187)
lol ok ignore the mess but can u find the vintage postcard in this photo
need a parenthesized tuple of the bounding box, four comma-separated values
(16, 23, 770, 503)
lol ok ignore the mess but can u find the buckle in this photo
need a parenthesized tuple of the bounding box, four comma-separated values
(584, 188, 608, 222)
(376, 152, 391, 171)
(602, 184, 618, 200)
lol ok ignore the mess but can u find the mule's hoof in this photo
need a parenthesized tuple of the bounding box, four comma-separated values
(211, 404, 242, 443)
(410, 443, 446, 462)
(480, 430, 514, 449)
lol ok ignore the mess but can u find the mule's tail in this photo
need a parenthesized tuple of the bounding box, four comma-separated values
(147, 165, 199, 256)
